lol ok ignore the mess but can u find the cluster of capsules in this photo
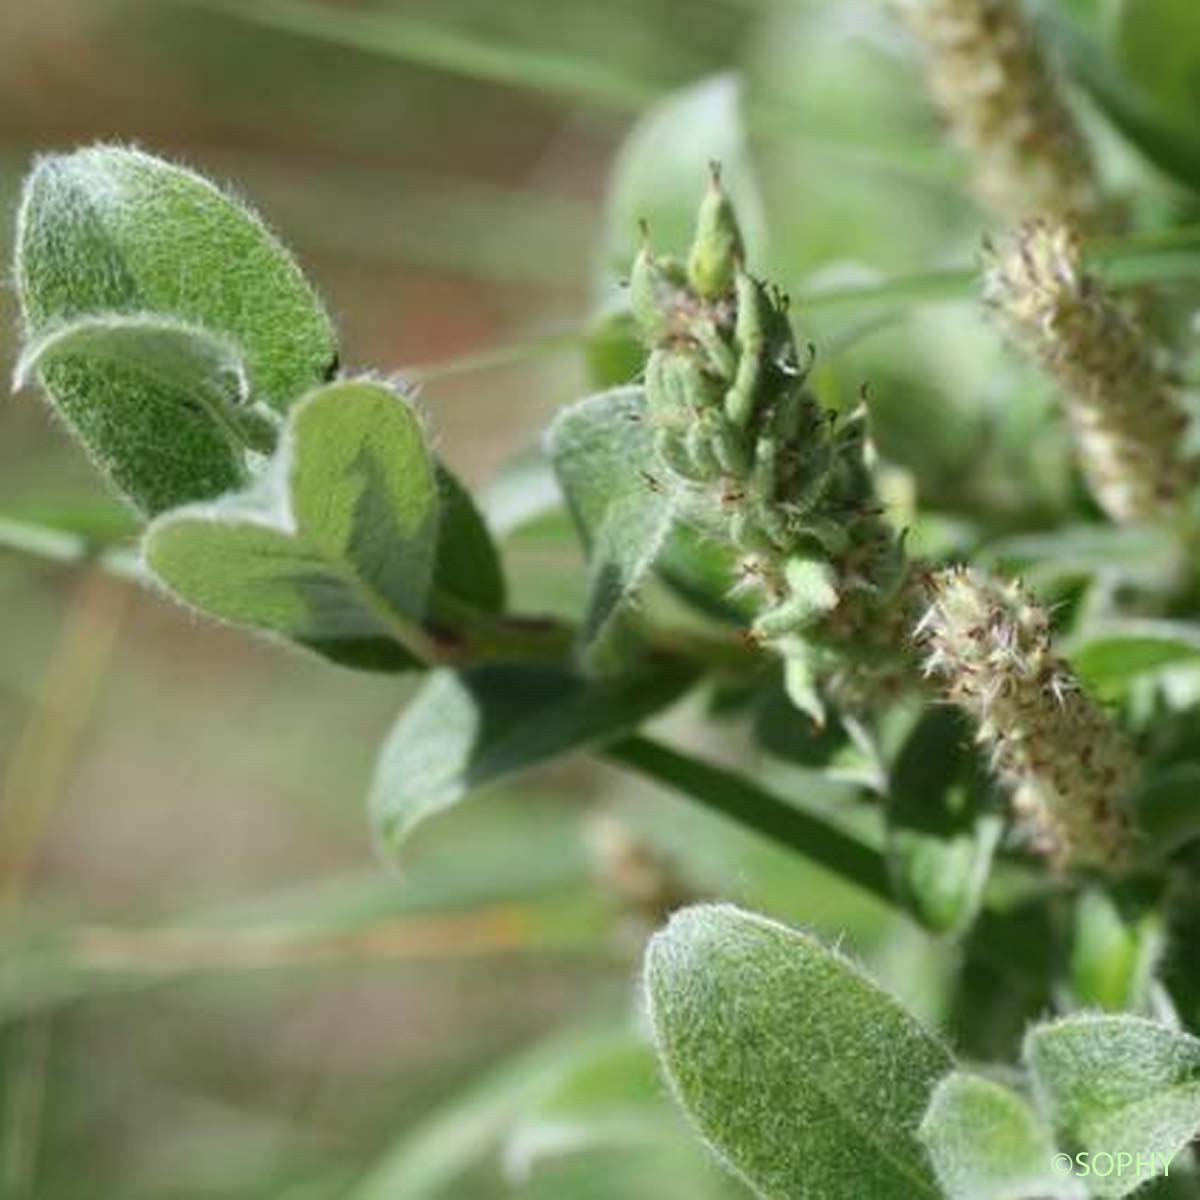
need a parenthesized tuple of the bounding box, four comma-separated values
(627, 169, 911, 715)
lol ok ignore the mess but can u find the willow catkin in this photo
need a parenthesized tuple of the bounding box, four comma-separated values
(894, 0, 1107, 231)
(916, 566, 1133, 868)
(629, 170, 911, 721)
(984, 218, 1195, 523)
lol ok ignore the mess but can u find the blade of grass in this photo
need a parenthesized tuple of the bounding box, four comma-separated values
(0, 894, 612, 1025)
(794, 224, 1200, 311)
(165, 0, 662, 109)
(69, 898, 606, 972)
(0, 569, 132, 914)
(0, 517, 142, 580)
(0, 1020, 49, 1200)
(351, 1022, 621, 1200)
(401, 324, 592, 384)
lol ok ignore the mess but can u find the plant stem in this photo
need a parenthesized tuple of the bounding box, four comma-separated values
(603, 735, 894, 903)
(605, 734, 1056, 977)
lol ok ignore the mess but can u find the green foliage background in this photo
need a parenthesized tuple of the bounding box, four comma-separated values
(4, 1, 1200, 1197)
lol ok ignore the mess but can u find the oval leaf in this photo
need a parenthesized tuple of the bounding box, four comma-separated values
(1025, 1015, 1200, 1198)
(15, 144, 337, 411)
(644, 903, 953, 1199)
(919, 1072, 1081, 1200)
(547, 387, 681, 675)
(370, 662, 690, 849)
(13, 314, 259, 515)
(145, 379, 440, 670)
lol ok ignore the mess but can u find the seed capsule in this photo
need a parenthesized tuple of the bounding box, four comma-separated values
(629, 238, 688, 345)
(687, 164, 744, 300)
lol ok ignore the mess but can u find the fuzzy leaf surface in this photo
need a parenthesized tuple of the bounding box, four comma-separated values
(644, 903, 952, 1199)
(14, 314, 260, 514)
(548, 387, 680, 674)
(919, 1072, 1081, 1200)
(145, 379, 439, 670)
(1025, 1015, 1200, 1197)
(15, 144, 337, 411)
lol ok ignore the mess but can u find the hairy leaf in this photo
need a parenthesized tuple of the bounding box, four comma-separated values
(644, 904, 952, 1199)
(371, 662, 690, 849)
(13, 314, 264, 514)
(15, 144, 337, 411)
(548, 387, 681, 674)
(145, 379, 439, 670)
(1025, 1015, 1200, 1197)
(919, 1072, 1080, 1200)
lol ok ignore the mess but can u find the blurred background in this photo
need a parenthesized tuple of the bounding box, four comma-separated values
(0, 1, 1196, 1196)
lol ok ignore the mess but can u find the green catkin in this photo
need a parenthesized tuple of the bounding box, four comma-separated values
(893, 0, 1107, 231)
(916, 566, 1134, 868)
(630, 180, 911, 720)
(983, 218, 1196, 523)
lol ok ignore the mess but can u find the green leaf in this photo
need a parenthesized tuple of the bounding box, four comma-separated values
(603, 74, 764, 279)
(432, 464, 505, 616)
(503, 1030, 669, 1180)
(656, 523, 750, 626)
(548, 387, 681, 674)
(370, 663, 690, 850)
(979, 525, 1181, 592)
(886, 708, 1001, 936)
(13, 313, 264, 515)
(753, 684, 852, 771)
(1025, 1015, 1200, 1197)
(585, 305, 645, 390)
(919, 1072, 1080, 1200)
(644, 903, 953, 1200)
(1067, 621, 1200, 700)
(1041, 10, 1200, 194)
(351, 1025, 625, 1200)
(15, 144, 337, 412)
(145, 379, 440, 671)
(1135, 765, 1200, 858)
(1069, 888, 1164, 1014)
(1115, 0, 1200, 140)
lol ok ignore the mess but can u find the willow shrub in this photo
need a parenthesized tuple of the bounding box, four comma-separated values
(13, 7, 1200, 1193)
